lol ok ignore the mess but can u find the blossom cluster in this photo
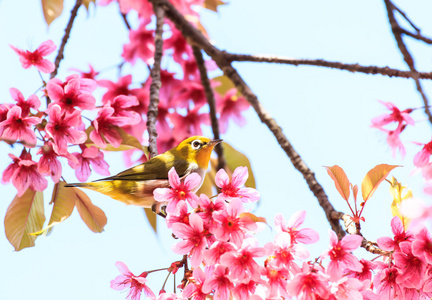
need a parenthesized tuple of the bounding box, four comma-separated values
(110, 166, 432, 300)
(370, 101, 432, 194)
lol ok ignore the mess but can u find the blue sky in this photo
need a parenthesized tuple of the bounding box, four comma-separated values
(1, 0, 432, 299)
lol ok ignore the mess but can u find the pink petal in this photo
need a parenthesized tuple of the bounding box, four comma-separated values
(231, 166, 248, 188)
(153, 188, 172, 202)
(288, 210, 306, 228)
(168, 167, 181, 188)
(189, 213, 204, 232)
(414, 149, 430, 167)
(36, 59, 55, 73)
(340, 234, 362, 251)
(376, 236, 395, 251)
(184, 172, 201, 190)
(296, 228, 319, 244)
(46, 81, 65, 102)
(37, 40, 56, 56)
(215, 168, 230, 188)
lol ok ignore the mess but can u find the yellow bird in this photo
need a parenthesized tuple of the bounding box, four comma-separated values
(65, 136, 221, 208)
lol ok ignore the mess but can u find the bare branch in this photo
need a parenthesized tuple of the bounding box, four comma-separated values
(225, 53, 432, 80)
(399, 28, 432, 45)
(50, 0, 83, 82)
(391, 2, 421, 33)
(192, 46, 225, 171)
(121, 13, 132, 30)
(146, 1, 165, 158)
(384, 0, 432, 124)
(157, 0, 345, 238)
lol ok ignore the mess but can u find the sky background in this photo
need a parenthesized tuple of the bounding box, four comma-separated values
(1, 0, 432, 299)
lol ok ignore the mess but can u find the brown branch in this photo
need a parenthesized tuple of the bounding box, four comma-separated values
(391, 2, 420, 33)
(192, 46, 225, 171)
(399, 28, 432, 45)
(333, 212, 391, 256)
(157, 0, 345, 238)
(384, 0, 432, 124)
(50, 0, 83, 82)
(121, 13, 132, 30)
(146, 1, 165, 158)
(225, 53, 432, 79)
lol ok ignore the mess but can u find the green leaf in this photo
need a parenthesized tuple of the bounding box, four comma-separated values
(361, 164, 399, 202)
(144, 208, 157, 234)
(41, 0, 64, 26)
(324, 165, 350, 201)
(4, 190, 45, 251)
(222, 142, 256, 188)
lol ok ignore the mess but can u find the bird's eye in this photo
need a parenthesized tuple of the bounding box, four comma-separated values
(191, 140, 202, 150)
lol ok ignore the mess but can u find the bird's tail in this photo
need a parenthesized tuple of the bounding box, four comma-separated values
(64, 182, 91, 188)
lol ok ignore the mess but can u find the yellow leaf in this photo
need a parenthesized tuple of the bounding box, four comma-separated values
(82, 0, 96, 10)
(41, 0, 64, 26)
(388, 176, 413, 230)
(4, 190, 45, 251)
(240, 212, 267, 224)
(196, 158, 218, 197)
(324, 165, 350, 201)
(361, 164, 399, 202)
(73, 187, 107, 233)
(203, 0, 227, 12)
(222, 142, 256, 188)
(212, 75, 237, 97)
(144, 208, 157, 234)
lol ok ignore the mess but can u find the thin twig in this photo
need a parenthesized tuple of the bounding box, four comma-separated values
(157, 0, 345, 238)
(146, 1, 165, 158)
(50, 0, 83, 82)
(225, 53, 432, 80)
(192, 46, 225, 171)
(391, 2, 421, 32)
(384, 0, 432, 124)
(121, 13, 131, 30)
(399, 28, 432, 45)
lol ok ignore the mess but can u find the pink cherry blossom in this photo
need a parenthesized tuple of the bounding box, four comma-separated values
(153, 167, 200, 214)
(2, 151, 48, 196)
(264, 232, 307, 273)
(216, 88, 250, 133)
(204, 241, 236, 265)
(9, 88, 40, 116)
(261, 264, 290, 299)
(274, 211, 319, 244)
(69, 146, 110, 182)
(215, 166, 260, 203)
(331, 277, 364, 300)
(414, 140, 432, 167)
(377, 216, 413, 251)
(108, 95, 141, 125)
(201, 265, 233, 300)
(173, 79, 206, 108)
(47, 75, 96, 112)
(98, 74, 133, 105)
(196, 194, 226, 232)
(71, 64, 100, 79)
(37, 141, 77, 183)
(0, 105, 40, 147)
(232, 279, 262, 300)
(344, 258, 377, 282)
(211, 198, 257, 247)
(110, 261, 155, 300)
(89, 106, 129, 149)
(371, 100, 414, 130)
(182, 267, 209, 300)
(394, 241, 425, 289)
(45, 104, 87, 155)
(172, 213, 207, 268)
(164, 24, 193, 63)
(321, 230, 363, 280)
(373, 262, 404, 300)
(166, 201, 190, 228)
(286, 262, 330, 300)
(220, 242, 266, 281)
(10, 40, 56, 73)
(383, 126, 406, 158)
(122, 20, 155, 65)
(413, 227, 432, 265)
(169, 106, 209, 141)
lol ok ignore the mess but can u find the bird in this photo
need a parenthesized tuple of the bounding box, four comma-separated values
(65, 136, 222, 209)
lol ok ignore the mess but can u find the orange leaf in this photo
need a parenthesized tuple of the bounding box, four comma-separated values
(361, 164, 399, 202)
(240, 212, 267, 224)
(73, 188, 107, 233)
(48, 181, 76, 226)
(324, 165, 350, 201)
(204, 0, 227, 12)
(41, 0, 64, 26)
(4, 189, 45, 251)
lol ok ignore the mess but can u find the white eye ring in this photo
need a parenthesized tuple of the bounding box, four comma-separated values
(191, 140, 202, 150)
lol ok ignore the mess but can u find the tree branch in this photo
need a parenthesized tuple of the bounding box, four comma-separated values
(50, 0, 83, 82)
(384, 0, 432, 124)
(192, 46, 225, 171)
(146, 1, 165, 158)
(156, 0, 345, 238)
(399, 28, 432, 45)
(225, 53, 432, 79)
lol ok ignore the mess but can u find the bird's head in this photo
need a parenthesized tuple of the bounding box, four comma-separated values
(174, 136, 222, 170)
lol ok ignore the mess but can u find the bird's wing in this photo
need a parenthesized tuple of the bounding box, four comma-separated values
(94, 153, 191, 182)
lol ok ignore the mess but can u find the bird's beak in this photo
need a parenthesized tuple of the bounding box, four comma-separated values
(209, 139, 223, 146)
